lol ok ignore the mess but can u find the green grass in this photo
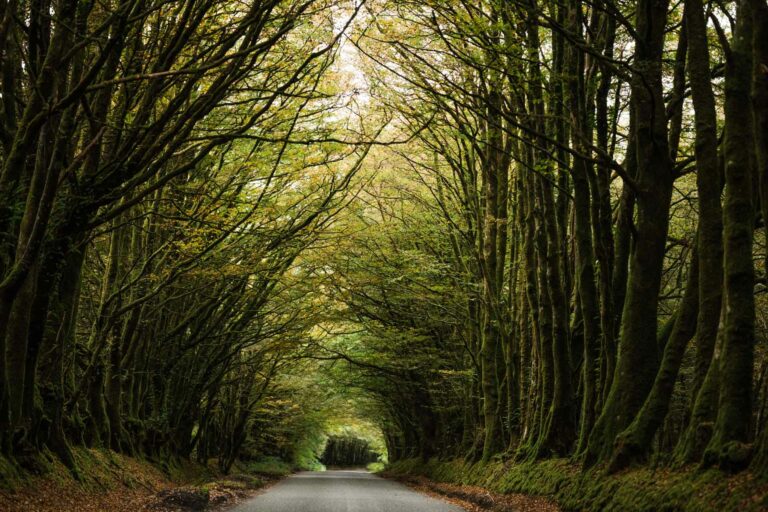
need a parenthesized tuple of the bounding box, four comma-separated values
(387, 458, 768, 512)
(244, 457, 295, 477)
(0, 454, 24, 490)
(367, 462, 385, 473)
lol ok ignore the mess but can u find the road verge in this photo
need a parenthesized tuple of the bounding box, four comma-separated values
(384, 471, 560, 512)
(0, 448, 291, 511)
(384, 458, 768, 511)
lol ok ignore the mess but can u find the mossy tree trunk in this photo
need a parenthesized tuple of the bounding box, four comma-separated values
(687, 0, 725, 409)
(609, 247, 699, 471)
(752, 0, 768, 473)
(702, 0, 756, 472)
(564, 0, 601, 455)
(480, 61, 509, 461)
(585, 0, 674, 465)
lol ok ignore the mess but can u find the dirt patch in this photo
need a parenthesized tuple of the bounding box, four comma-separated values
(386, 473, 561, 512)
(150, 486, 212, 511)
(138, 473, 285, 511)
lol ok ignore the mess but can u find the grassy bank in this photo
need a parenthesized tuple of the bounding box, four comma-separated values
(0, 448, 292, 511)
(387, 458, 768, 511)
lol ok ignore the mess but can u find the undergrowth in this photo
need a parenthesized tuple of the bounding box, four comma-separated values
(387, 458, 768, 512)
(243, 457, 296, 477)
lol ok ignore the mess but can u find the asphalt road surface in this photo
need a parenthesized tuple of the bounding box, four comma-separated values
(230, 470, 465, 512)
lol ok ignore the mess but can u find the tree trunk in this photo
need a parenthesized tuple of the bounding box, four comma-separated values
(702, 0, 755, 472)
(585, 0, 674, 465)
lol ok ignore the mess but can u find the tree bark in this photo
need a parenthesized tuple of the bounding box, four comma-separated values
(702, 0, 755, 472)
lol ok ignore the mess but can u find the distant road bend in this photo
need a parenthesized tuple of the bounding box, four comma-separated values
(231, 470, 464, 512)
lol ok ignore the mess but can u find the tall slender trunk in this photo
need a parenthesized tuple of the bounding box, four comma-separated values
(674, 0, 725, 462)
(751, 0, 768, 471)
(480, 78, 506, 460)
(702, 0, 755, 471)
(538, 176, 575, 456)
(585, 0, 674, 465)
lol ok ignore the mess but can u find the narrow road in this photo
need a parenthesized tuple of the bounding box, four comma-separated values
(230, 470, 464, 512)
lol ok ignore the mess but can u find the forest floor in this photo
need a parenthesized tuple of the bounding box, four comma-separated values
(386, 458, 768, 512)
(0, 448, 290, 511)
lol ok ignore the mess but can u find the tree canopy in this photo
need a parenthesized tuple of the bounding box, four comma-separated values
(0, 0, 768, 492)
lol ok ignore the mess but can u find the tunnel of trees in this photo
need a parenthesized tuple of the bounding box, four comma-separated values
(321, 436, 380, 467)
(0, 0, 768, 493)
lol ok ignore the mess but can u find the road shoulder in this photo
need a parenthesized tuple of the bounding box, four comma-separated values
(382, 472, 560, 512)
